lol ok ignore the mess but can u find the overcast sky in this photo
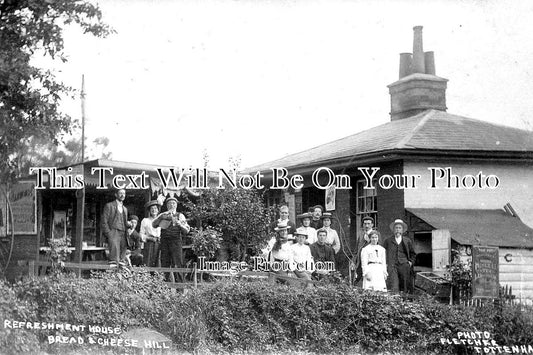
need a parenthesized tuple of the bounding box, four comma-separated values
(48, 0, 533, 169)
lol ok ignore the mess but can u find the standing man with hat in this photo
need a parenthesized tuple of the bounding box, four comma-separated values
(101, 188, 129, 269)
(152, 196, 190, 277)
(383, 219, 416, 293)
(353, 216, 375, 285)
(309, 205, 324, 230)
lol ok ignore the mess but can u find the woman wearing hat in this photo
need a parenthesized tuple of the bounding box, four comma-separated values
(290, 230, 314, 288)
(321, 213, 340, 254)
(140, 200, 161, 267)
(270, 223, 293, 280)
(296, 212, 317, 245)
(361, 230, 387, 291)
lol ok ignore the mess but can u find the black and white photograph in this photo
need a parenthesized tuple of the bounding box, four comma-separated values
(1, 0, 533, 354)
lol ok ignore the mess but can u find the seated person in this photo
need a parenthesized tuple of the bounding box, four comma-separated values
(290, 230, 314, 289)
(125, 215, 143, 267)
(310, 228, 336, 279)
(269, 204, 297, 237)
(321, 212, 341, 254)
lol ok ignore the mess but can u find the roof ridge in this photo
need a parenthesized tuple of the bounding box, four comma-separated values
(447, 112, 533, 133)
(246, 114, 431, 170)
(394, 110, 435, 148)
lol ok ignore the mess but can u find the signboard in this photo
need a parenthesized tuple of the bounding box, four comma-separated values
(325, 185, 335, 211)
(7, 181, 37, 235)
(472, 245, 499, 298)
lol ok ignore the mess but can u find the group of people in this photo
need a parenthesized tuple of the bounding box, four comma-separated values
(101, 189, 190, 271)
(265, 205, 341, 287)
(101, 190, 415, 293)
(355, 217, 416, 293)
(266, 204, 416, 293)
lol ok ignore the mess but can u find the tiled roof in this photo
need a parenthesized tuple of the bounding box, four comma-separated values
(247, 110, 533, 171)
(407, 208, 533, 248)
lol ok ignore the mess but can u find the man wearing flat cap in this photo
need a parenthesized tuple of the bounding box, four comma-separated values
(152, 196, 190, 275)
(382, 219, 416, 293)
(125, 215, 143, 267)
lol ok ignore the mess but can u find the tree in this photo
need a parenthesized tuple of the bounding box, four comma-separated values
(16, 135, 113, 175)
(185, 188, 274, 261)
(0, 0, 113, 183)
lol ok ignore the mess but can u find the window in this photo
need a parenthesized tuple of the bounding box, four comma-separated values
(356, 179, 377, 237)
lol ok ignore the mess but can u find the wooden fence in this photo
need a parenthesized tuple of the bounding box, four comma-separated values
(27, 261, 321, 289)
(28, 260, 198, 290)
(456, 284, 516, 307)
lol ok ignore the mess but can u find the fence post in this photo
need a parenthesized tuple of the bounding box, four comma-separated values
(193, 262, 197, 289)
(28, 260, 35, 279)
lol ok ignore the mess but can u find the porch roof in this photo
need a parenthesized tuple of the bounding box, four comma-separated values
(407, 208, 533, 248)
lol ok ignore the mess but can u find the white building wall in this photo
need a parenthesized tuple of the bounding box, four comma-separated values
(499, 248, 533, 303)
(403, 161, 533, 228)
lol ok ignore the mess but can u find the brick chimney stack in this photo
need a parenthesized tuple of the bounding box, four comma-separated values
(388, 26, 448, 121)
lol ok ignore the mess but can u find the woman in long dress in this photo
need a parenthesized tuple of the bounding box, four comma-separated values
(140, 200, 161, 267)
(361, 230, 388, 291)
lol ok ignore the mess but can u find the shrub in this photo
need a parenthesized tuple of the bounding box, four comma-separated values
(0, 281, 40, 355)
(2, 272, 533, 354)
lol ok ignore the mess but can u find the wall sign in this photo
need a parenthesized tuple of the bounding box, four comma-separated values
(7, 181, 37, 235)
(472, 245, 499, 298)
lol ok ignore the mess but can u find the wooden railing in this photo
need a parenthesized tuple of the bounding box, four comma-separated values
(28, 260, 198, 290)
(28, 261, 328, 289)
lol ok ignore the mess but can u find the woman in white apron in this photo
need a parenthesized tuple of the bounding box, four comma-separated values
(361, 230, 388, 291)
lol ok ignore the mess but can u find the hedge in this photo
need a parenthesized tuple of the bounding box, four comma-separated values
(1, 270, 532, 354)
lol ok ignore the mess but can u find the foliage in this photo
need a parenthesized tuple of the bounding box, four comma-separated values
(185, 188, 273, 261)
(3, 272, 533, 354)
(46, 235, 72, 273)
(445, 249, 472, 289)
(190, 226, 222, 259)
(17, 135, 112, 175)
(0, 281, 40, 355)
(0, 0, 113, 182)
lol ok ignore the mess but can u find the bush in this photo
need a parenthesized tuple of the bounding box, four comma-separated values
(2, 271, 533, 354)
(0, 281, 40, 355)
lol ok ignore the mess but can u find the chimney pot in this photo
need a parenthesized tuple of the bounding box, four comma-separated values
(412, 26, 425, 74)
(424, 51, 436, 75)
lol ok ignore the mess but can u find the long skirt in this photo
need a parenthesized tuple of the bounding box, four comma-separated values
(142, 240, 160, 267)
(363, 263, 387, 291)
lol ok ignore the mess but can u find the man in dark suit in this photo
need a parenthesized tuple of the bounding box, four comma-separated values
(354, 216, 374, 285)
(310, 228, 336, 280)
(101, 189, 129, 269)
(383, 219, 416, 293)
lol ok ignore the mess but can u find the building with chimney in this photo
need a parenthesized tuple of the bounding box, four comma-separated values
(246, 26, 533, 301)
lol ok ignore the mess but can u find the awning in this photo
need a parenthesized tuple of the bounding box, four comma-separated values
(407, 208, 533, 248)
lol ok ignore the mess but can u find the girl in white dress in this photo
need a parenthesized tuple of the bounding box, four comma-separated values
(361, 230, 388, 291)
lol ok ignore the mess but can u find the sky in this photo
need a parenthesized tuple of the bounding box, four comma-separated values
(47, 0, 533, 169)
